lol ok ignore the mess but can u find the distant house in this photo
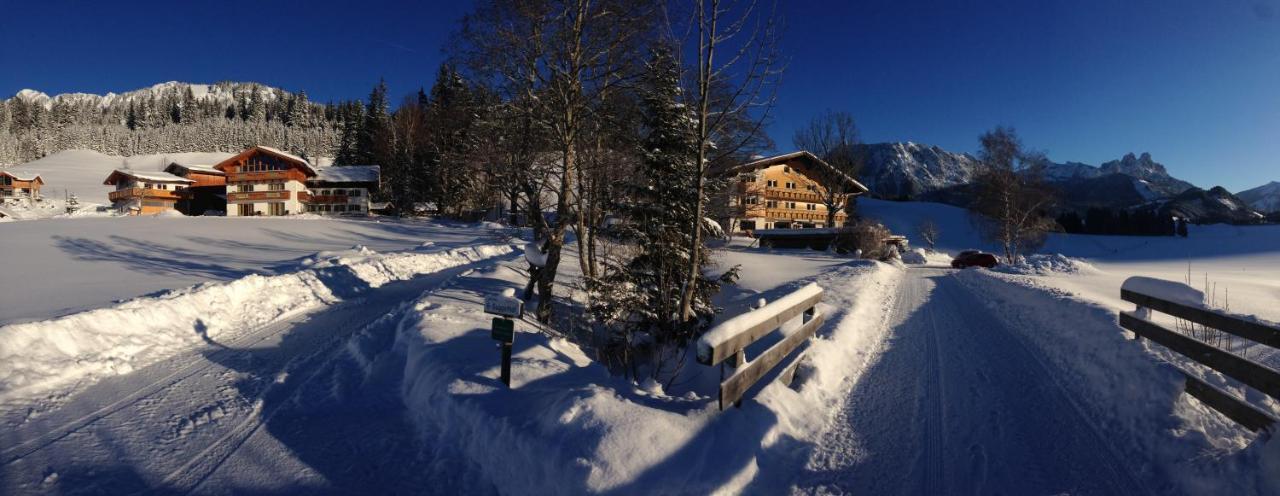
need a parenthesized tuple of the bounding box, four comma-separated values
(0, 170, 43, 201)
(164, 162, 227, 216)
(305, 165, 380, 215)
(718, 151, 869, 232)
(103, 169, 194, 215)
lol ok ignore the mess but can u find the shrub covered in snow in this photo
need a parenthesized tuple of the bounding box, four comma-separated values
(994, 253, 1099, 275)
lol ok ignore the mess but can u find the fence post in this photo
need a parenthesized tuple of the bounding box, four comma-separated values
(1132, 304, 1150, 341)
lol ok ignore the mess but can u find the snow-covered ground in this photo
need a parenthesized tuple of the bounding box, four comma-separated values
(3, 192, 1280, 493)
(0, 216, 500, 325)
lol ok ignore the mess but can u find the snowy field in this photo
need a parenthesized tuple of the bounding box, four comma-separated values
(2, 191, 1280, 493)
(0, 216, 497, 325)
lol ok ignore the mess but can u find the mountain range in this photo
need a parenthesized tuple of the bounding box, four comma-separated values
(856, 143, 1275, 224)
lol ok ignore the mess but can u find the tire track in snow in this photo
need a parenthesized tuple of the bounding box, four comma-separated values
(1, 314, 306, 465)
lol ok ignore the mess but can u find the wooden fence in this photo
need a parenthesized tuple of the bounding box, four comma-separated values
(1118, 277, 1280, 432)
(697, 283, 825, 410)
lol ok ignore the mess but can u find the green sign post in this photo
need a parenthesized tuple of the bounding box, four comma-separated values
(492, 317, 515, 386)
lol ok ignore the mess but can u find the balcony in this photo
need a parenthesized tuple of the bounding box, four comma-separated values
(227, 190, 291, 202)
(227, 171, 292, 183)
(306, 194, 350, 204)
(108, 188, 183, 202)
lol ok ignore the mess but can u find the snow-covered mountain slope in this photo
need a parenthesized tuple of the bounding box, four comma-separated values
(857, 143, 1198, 209)
(10, 81, 284, 111)
(1238, 181, 1280, 213)
(856, 142, 982, 199)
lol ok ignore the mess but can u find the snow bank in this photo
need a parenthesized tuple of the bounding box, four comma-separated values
(952, 269, 1280, 493)
(900, 247, 953, 266)
(994, 253, 1100, 276)
(0, 244, 513, 402)
(385, 259, 903, 494)
(1121, 276, 1205, 307)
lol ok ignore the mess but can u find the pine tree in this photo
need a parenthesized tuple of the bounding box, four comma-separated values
(126, 101, 139, 131)
(588, 47, 737, 380)
(355, 79, 390, 165)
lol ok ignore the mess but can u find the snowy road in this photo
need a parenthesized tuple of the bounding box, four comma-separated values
(0, 257, 507, 495)
(795, 268, 1151, 495)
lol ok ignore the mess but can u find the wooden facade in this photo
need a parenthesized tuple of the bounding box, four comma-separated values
(214, 146, 317, 217)
(165, 163, 227, 216)
(0, 171, 43, 201)
(720, 151, 869, 232)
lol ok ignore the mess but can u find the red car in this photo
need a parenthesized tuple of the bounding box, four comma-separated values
(951, 250, 999, 269)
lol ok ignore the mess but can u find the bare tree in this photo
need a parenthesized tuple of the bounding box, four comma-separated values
(918, 219, 939, 250)
(792, 110, 864, 227)
(970, 126, 1057, 263)
(678, 0, 784, 324)
(457, 0, 653, 323)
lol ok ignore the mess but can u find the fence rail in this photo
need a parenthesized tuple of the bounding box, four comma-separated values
(1118, 277, 1280, 432)
(697, 283, 824, 410)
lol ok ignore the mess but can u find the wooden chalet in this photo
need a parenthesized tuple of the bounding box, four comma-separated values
(165, 162, 227, 216)
(0, 170, 43, 201)
(718, 151, 869, 232)
(213, 146, 317, 217)
(103, 169, 194, 215)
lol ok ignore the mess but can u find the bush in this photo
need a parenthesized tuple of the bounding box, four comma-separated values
(833, 219, 893, 260)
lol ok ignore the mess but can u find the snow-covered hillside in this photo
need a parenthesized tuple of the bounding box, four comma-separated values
(856, 142, 981, 198)
(1239, 181, 1280, 213)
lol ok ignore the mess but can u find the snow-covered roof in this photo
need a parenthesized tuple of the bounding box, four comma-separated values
(312, 165, 380, 183)
(719, 151, 870, 194)
(257, 146, 311, 167)
(0, 170, 43, 183)
(103, 169, 194, 185)
(165, 162, 225, 176)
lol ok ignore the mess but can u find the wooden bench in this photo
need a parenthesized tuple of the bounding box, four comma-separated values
(697, 283, 825, 410)
(1118, 276, 1280, 432)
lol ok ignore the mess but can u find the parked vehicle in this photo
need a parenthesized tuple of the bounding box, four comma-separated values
(951, 250, 999, 269)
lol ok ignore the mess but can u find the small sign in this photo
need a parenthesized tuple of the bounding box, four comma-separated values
(485, 294, 524, 318)
(491, 317, 515, 343)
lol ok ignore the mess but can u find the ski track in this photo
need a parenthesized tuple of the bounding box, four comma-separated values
(0, 257, 510, 495)
(794, 267, 1150, 495)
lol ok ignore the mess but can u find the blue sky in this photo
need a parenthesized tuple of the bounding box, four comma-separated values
(2, 0, 1277, 191)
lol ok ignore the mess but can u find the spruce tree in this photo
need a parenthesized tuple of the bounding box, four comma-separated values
(355, 79, 390, 165)
(588, 46, 736, 379)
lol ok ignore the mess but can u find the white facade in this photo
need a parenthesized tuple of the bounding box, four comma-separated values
(225, 180, 308, 217)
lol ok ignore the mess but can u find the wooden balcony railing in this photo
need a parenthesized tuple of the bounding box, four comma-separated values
(227, 171, 292, 182)
(306, 194, 350, 204)
(227, 190, 291, 202)
(108, 188, 183, 202)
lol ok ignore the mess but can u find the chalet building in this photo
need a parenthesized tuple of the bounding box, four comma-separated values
(0, 171, 43, 201)
(103, 169, 194, 215)
(305, 166, 380, 215)
(164, 162, 227, 216)
(720, 151, 869, 232)
(214, 146, 317, 217)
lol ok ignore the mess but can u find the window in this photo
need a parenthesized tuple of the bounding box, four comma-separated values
(740, 220, 757, 230)
(766, 180, 778, 187)
(807, 184, 817, 191)
(785, 181, 795, 189)
(744, 196, 759, 205)
(348, 189, 361, 197)
(269, 202, 285, 216)
(784, 166, 792, 173)
(240, 184, 255, 193)
(238, 204, 253, 216)
(321, 189, 331, 196)
(334, 204, 347, 213)
(787, 202, 797, 209)
(766, 200, 778, 208)
(268, 182, 285, 191)
(806, 203, 817, 211)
